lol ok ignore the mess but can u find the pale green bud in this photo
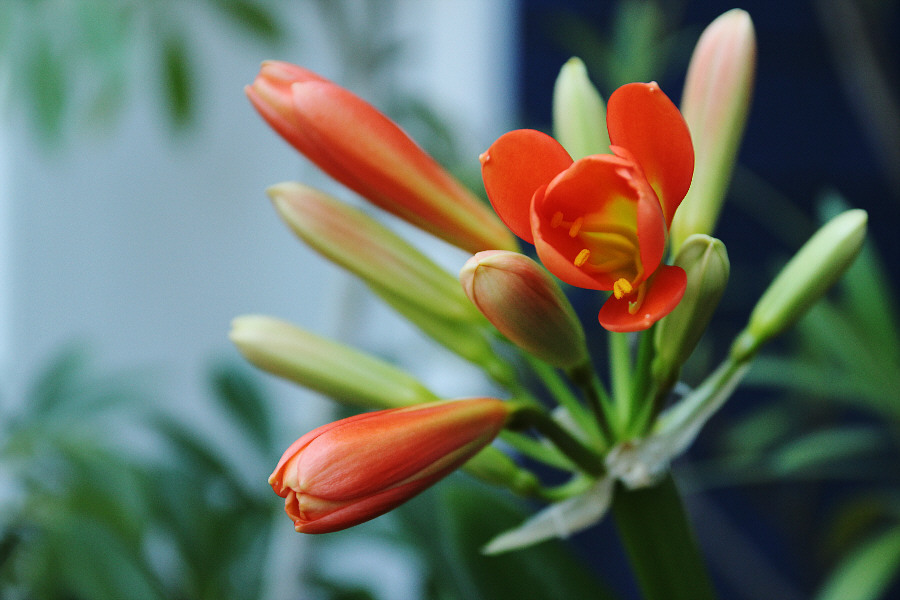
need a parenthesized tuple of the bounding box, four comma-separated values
(670, 9, 756, 251)
(652, 235, 730, 392)
(269, 182, 515, 385)
(230, 315, 439, 409)
(552, 57, 610, 160)
(460, 251, 589, 369)
(732, 209, 868, 361)
(464, 446, 540, 496)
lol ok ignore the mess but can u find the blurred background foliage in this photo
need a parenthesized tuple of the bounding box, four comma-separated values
(2, 0, 900, 598)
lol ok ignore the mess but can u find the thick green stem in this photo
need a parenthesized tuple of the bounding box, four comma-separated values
(611, 475, 716, 600)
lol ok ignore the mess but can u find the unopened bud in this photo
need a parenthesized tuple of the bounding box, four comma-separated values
(652, 235, 730, 391)
(230, 315, 438, 409)
(670, 9, 756, 251)
(552, 57, 610, 160)
(732, 209, 868, 361)
(460, 251, 589, 369)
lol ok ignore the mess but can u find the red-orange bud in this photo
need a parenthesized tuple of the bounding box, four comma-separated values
(269, 398, 510, 533)
(246, 61, 517, 254)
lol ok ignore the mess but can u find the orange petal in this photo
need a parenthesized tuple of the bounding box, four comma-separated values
(532, 155, 637, 290)
(607, 83, 694, 227)
(481, 129, 573, 243)
(597, 265, 687, 332)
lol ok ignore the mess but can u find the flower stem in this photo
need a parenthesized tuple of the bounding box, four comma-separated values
(608, 331, 633, 432)
(508, 405, 605, 476)
(527, 356, 600, 441)
(611, 474, 717, 600)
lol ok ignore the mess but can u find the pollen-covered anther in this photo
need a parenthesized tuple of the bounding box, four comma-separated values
(568, 216, 584, 237)
(613, 278, 633, 299)
(574, 248, 591, 267)
(551, 211, 564, 228)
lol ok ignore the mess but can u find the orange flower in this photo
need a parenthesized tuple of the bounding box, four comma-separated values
(246, 61, 517, 254)
(269, 398, 510, 533)
(480, 83, 694, 332)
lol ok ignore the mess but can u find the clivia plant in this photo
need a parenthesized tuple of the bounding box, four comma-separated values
(231, 10, 866, 598)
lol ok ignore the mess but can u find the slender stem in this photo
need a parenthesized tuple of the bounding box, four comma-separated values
(499, 430, 574, 471)
(608, 331, 633, 433)
(630, 328, 654, 407)
(508, 405, 605, 476)
(526, 356, 600, 441)
(569, 364, 614, 448)
(611, 475, 717, 600)
(532, 473, 595, 502)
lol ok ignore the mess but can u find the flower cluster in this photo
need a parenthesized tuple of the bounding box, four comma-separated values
(234, 9, 866, 549)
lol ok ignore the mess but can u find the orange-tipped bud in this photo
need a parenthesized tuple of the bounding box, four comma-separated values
(269, 398, 510, 533)
(246, 61, 517, 254)
(460, 250, 589, 368)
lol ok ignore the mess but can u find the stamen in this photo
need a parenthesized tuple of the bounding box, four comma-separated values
(613, 278, 633, 299)
(551, 211, 564, 228)
(568, 216, 584, 237)
(627, 283, 647, 315)
(574, 249, 591, 267)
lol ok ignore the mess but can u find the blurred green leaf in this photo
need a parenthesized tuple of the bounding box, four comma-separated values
(210, 0, 284, 41)
(817, 525, 900, 600)
(161, 33, 194, 126)
(434, 481, 618, 600)
(210, 361, 274, 452)
(769, 427, 885, 476)
(24, 35, 67, 138)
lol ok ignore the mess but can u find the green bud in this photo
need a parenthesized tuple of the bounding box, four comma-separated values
(230, 315, 439, 409)
(732, 209, 868, 361)
(269, 182, 514, 385)
(652, 235, 730, 392)
(670, 9, 756, 251)
(460, 251, 589, 369)
(552, 57, 610, 160)
(463, 446, 540, 496)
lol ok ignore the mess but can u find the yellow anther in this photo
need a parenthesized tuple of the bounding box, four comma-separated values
(574, 248, 591, 267)
(551, 211, 564, 228)
(613, 278, 633, 299)
(568, 216, 584, 237)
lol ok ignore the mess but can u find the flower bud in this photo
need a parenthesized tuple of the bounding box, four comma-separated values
(552, 57, 610, 160)
(652, 235, 730, 392)
(269, 398, 511, 533)
(268, 183, 515, 385)
(230, 315, 438, 409)
(246, 61, 517, 254)
(460, 251, 589, 369)
(732, 209, 868, 361)
(670, 9, 756, 251)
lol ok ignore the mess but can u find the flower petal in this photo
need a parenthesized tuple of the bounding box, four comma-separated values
(607, 83, 694, 227)
(482, 477, 615, 554)
(531, 155, 648, 290)
(597, 265, 687, 332)
(481, 129, 573, 243)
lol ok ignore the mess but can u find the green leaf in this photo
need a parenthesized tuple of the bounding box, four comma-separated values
(817, 525, 900, 600)
(161, 33, 194, 126)
(433, 481, 619, 600)
(768, 427, 885, 476)
(209, 361, 274, 452)
(24, 36, 67, 138)
(211, 0, 284, 41)
(32, 514, 167, 600)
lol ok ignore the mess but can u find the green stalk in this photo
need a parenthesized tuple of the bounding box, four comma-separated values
(526, 355, 601, 442)
(608, 331, 633, 433)
(508, 405, 605, 476)
(611, 475, 716, 600)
